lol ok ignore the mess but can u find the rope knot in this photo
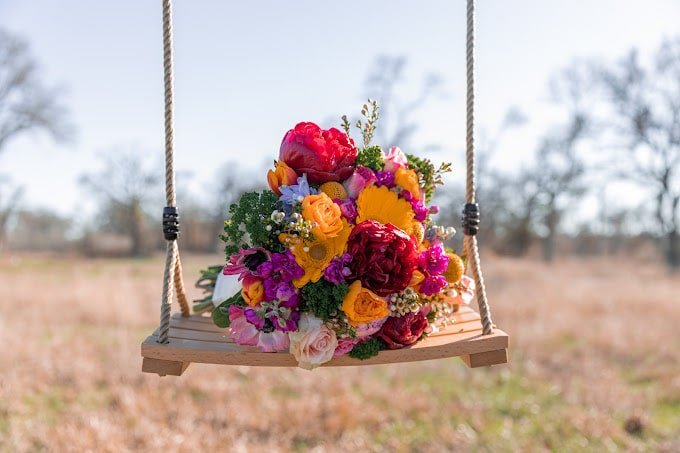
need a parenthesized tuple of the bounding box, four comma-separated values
(162, 206, 180, 240)
(462, 203, 480, 236)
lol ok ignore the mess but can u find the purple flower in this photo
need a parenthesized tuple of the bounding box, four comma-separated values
(411, 200, 429, 221)
(375, 170, 395, 188)
(400, 189, 414, 202)
(419, 243, 450, 275)
(429, 205, 440, 215)
(324, 253, 352, 284)
(244, 307, 265, 329)
(420, 275, 448, 296)
(335, 198, 358, 223)
(258, 250, 304, 283)
(258, 250, 304, 302)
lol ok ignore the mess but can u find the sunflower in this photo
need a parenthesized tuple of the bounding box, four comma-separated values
(280, 220, 352, 288)
(356, 185, 416, 234)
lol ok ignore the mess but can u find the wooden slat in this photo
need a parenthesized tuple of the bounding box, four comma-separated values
(141, 307, 508, 370)
(141, 357, 190, 376)
(461, 349, 508, 368)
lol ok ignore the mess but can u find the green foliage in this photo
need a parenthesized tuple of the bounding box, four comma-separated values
(300, 280, 349, 321)
(221, 190, 284, 257)
(356, 145, 384, 171)
(406, 153, 452, 203)
(192, 265, 223, 313)
(211, 292, 245, 328)
(349, 338, 384, 360)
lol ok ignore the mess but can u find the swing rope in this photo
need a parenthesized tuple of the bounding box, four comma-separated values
(155, 0, 494, 344)
(158, 0, 189, 345)
(463, 0, 494, 335)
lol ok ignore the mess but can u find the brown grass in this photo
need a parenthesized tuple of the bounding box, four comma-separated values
(1, 254, 678, 452)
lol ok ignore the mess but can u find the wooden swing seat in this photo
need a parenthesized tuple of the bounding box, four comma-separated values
(141, 306, 508, 376)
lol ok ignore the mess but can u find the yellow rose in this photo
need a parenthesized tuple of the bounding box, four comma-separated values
(302, 193, 343, 240)
(342, 281, 390, 326)
(394, 167, 422, 200)
(241, 275, 265, 307)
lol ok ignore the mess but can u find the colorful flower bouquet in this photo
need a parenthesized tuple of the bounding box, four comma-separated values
(193, 102, 476, 369)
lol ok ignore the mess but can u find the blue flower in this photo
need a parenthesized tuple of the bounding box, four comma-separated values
(279, 174, 317, 207)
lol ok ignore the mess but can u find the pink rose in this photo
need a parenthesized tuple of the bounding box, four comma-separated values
(334, 337, 360, 357)
(355, 316, 388, 338)
(382, 146, 408, 172)
(343, 166, 377, 199)
(288, 314, 338, 369)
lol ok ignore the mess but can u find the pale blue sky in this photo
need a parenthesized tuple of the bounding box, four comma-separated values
(1, 0, 679, 220)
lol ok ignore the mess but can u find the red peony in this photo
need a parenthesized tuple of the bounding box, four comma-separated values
(346, 220, 418, 296)
(378, 311, 429, 349)
(279, 122, 357, 184)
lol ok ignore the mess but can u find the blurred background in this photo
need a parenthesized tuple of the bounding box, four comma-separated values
(1, 1, 678, 451)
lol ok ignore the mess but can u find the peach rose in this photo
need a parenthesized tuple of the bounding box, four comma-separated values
(267, 161, 298, 195)
(394, 167, 422, 200)
(342, 281, 390, 326)
(288, 313, 338, 369)
(301, 193, 343, 240)
(241, 274, 265, 307)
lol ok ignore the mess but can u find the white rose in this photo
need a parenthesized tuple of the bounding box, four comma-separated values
(288, 314, 338, 370)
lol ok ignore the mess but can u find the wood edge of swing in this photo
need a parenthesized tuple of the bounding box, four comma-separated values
(140, 307, 508, 376)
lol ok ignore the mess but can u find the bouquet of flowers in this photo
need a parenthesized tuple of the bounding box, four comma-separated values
(194, 102, 476, 369)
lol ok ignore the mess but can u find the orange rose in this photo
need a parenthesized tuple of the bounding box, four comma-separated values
(241, 274, 265, 307)
(342, 281, 390, 326)
(394, 167, 422, 200)
(301, 193, 343, 240)
(267, 161, 298, 195)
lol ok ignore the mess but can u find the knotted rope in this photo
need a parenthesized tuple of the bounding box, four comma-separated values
(463, 0, 494, 335)
(158, 0, 189, 344)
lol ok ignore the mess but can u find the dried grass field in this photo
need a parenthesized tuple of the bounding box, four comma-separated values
(1, 254, 678, 452)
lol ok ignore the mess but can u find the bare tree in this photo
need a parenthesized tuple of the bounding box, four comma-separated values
(204, 162, 262, 253)
(364, 55, 445, 150)
(80, 150, 159, 257)
(598, 39, 680, 268)
(0, 176, 22, 250)
(0, 28, 72, 250)
(0, 28, 72, 152)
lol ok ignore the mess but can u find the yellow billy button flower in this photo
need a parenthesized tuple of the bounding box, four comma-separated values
(394, 167, 422, 200)
(443, 252, 465, 283)
(342, 281, 390, 326)
(301, 192, 344, 240)
(319, 181, 348, 200)
(280, 220, 352, 288)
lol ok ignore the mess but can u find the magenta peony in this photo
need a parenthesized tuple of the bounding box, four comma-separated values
(346, 220, 419, 296)
(279, 122, 357, 184)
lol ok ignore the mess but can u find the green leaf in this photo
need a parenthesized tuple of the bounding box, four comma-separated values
(210, 292, 245, 328)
